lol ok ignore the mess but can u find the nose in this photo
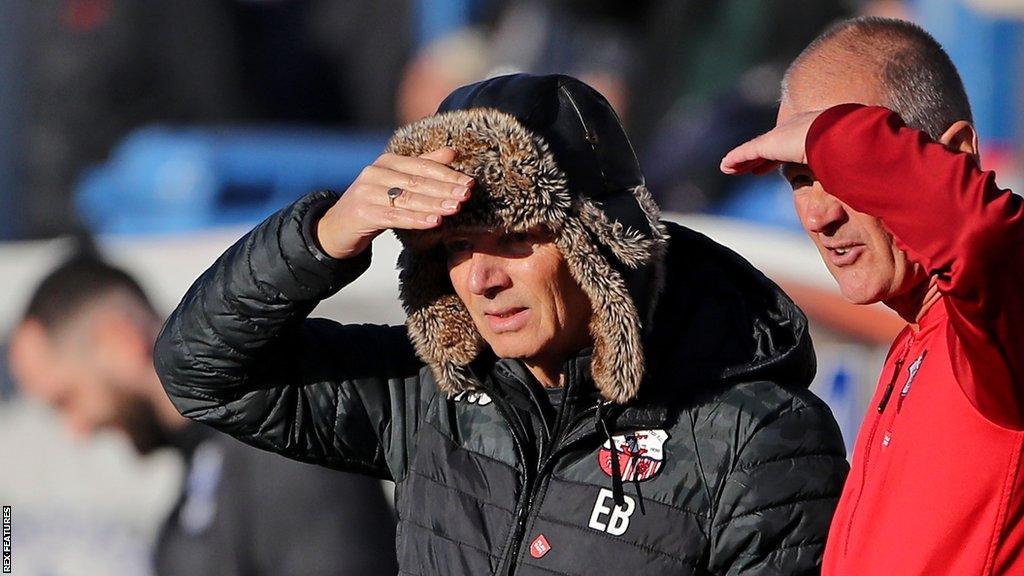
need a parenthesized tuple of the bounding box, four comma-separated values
(797, 186, 847, 235)
(467, 252, 512, 297)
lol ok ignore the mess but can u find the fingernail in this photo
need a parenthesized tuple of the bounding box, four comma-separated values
(426, 214, 441, 224)
(442, 200, 459, 210)
(460, 176, 474, 186)
(453, 186, 471, 199)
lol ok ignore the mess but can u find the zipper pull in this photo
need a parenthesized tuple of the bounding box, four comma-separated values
(877, 336, 915, 413)
(596, 400, 625, 508)
(876, 384, 895, 413)
(876, 359, 903, 413)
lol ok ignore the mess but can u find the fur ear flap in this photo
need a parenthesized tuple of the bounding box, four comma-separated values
(556, 219, 645, 404)
(398, 247, 483, 395)
(430, 362, 479, 397)
(575, 186, 669, 270)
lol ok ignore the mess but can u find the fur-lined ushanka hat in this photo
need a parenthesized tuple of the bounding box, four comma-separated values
(387, 74, 668, 404)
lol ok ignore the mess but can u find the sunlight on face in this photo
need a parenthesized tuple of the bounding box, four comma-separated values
(779, 63, 928, 305)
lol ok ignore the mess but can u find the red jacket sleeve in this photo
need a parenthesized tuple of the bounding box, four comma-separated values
(806, 103, 1024, 428)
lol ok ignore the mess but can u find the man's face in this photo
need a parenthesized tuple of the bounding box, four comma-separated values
(9, 321, 166, 454)
(779, 65, 928, 305)
(445, 228, 593, 367)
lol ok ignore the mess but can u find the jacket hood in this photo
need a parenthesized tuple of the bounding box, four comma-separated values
(643, 222, 816, 400)
(385, 73, 668, 404)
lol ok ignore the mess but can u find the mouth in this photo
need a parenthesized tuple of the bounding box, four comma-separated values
(824, 243, 865, 267)
(484, 307, 529, 333)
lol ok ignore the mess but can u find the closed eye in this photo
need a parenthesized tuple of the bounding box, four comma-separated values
(499, 229, 554, 256)
(789, 173, 814, 189)
(502, 231, 531, 245)
(443, 238, 473, 257)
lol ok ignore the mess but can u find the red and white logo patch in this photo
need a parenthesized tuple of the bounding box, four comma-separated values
(598, 429, 668, 482)
(529, 534, 552, 558)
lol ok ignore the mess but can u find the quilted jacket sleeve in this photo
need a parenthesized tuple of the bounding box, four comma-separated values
(707, 386, 849, 575)
(154, 190, 427, 480)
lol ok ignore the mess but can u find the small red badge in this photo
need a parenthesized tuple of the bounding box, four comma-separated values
(529, 534, 552, 559)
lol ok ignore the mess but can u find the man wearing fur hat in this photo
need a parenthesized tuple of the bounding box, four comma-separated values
(155, 74, 848, 575)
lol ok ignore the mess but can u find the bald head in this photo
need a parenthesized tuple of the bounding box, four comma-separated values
(783, 16, 972, 140)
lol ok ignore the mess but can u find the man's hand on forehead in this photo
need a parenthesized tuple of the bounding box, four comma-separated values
(720, 110, 825, 176)
(315, 147, 476, 260)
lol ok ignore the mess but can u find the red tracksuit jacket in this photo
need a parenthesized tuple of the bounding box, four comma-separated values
(810, 105, 1024, 575)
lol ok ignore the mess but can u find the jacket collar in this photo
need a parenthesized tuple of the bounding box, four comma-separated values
(485, 350, 670, 431)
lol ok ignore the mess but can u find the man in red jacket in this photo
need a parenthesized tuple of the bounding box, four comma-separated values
(721, 16, 1024, 575)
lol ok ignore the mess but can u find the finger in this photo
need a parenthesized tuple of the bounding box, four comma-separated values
(751, 160, 781, 176)
(364, 204, 445, 230)
(720, 140, 767, 174)
(361, 165, 470, 200)
(374, 151, 473, 186)
(726, 158, 775, 175)
(420, 147, 458, 164)
(721, 157, 773, 176)
(367, 184, 464, 215)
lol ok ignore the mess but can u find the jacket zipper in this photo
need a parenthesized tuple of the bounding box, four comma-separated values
(499, 365, 594, 575)
(486, 389, 533, 576)
(504, 409, 601, 574)
(842, 334, 915, 556)
(509, 405, 610, 570)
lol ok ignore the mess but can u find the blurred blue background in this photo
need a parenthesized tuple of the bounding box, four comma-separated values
(0, 0, 1019, 239)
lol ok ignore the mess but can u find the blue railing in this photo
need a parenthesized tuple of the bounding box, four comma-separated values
(76, 127, 388, 234)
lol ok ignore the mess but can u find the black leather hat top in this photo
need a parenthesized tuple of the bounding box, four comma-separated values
(436, 74, 646, 208)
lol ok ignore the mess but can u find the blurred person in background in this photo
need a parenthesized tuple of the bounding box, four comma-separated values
(396, 0, 853, 214)
(633, 0, 852, 213)
(155, 73, 848, 575)
(396, 0, 641, 125)
(8, 254, 399, 575)
(722, 16, 1024, 574)
(21, 0, 412, 239)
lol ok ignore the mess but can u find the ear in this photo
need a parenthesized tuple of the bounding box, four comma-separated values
(8, 320, 48, 390)
(91, 314, 151, 378)
(938, 120, 980, 166)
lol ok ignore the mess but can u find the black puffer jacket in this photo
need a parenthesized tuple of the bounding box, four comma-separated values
(155, 190, 848, 576)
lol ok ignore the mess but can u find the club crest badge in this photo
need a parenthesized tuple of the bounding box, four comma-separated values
(598, 429, 668, 482)
(529, 534, 552, 558)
